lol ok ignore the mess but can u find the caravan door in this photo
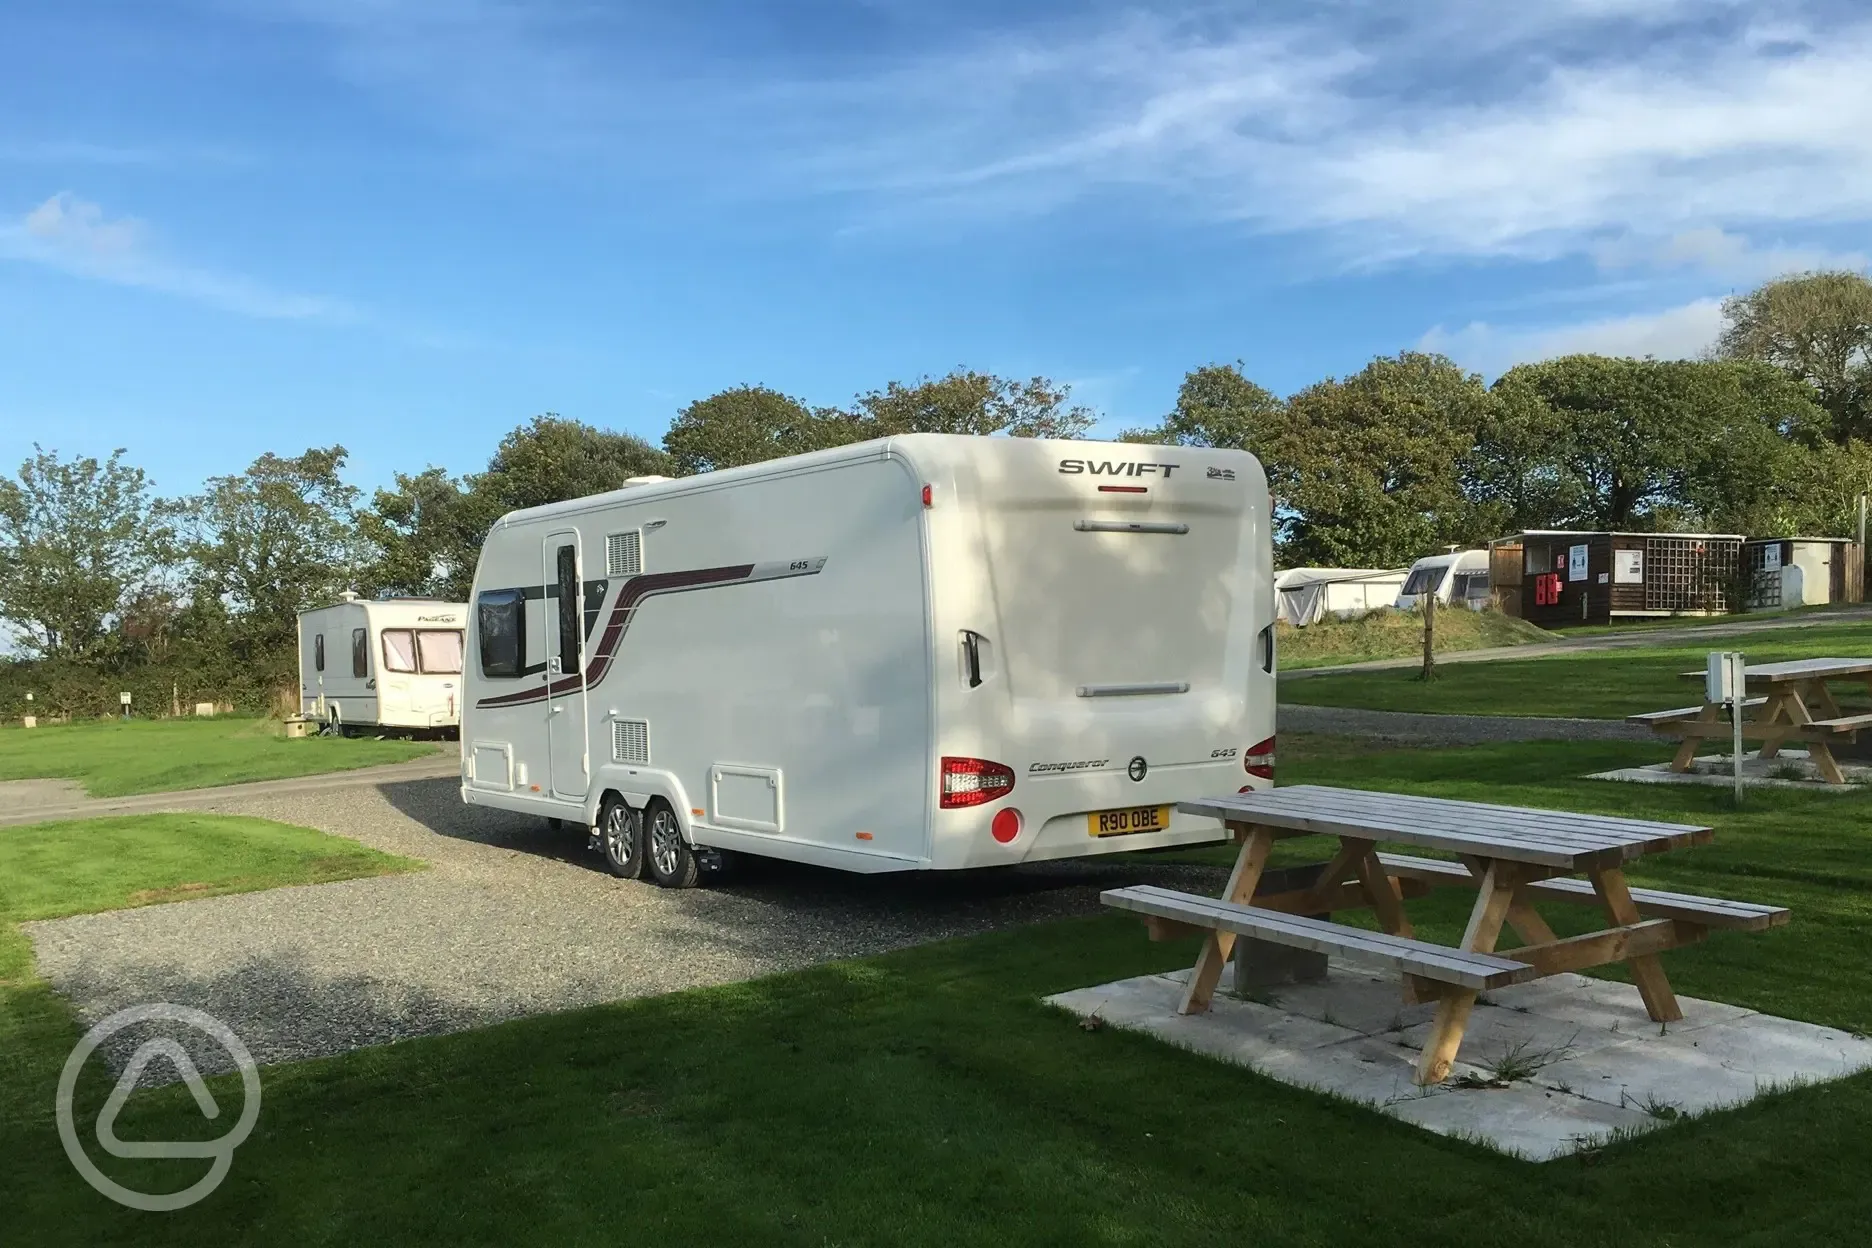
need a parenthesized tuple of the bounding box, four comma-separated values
(542, 533, 590, 801)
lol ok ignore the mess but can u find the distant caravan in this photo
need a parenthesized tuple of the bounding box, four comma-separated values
(458, 434, 1277, 886)
(298, 594, 467, 736)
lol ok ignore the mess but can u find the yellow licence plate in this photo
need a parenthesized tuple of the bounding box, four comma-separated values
(1087, 805, 1173, 838)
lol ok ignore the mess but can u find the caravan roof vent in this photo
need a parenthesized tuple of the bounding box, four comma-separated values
(338, 590, 361, 603)
(621, 475, 672, 487)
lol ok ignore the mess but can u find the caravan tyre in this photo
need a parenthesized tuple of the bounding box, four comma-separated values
(597, 796, 645, 880)
(644, 800, 701, 889)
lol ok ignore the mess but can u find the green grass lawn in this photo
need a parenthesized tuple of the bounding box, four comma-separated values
(0, 717, 442, 798)
(1561, 602, 1868, 638)
(0, 813, 422, 1127)
(1282, 619, 1872, 718)
(5, 739, 1872, 1244)
(1279, 606, 1553, 670)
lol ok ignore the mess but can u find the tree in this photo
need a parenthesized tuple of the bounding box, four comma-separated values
(363, 416, 672, 600)
(1276, 353, 1495, 567)
(664, 386, 861, 476)
(1719, 271, 1872, 443)
(480, 414, 671, 508)
(1120, 362, 1284, 453)
(0, 446, 167, 659)
(1478, 356, 1830, 533)
(851, 371, 1094, 440)
(357, 467, 499, 602)
(178, 446, 363, 660)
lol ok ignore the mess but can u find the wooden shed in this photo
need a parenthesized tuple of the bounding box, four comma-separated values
(1489, 530, 1744, 627)
(1742, 538, 1865, 610)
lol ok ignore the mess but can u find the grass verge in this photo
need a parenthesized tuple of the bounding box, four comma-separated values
(0, 717, 441, 798)
(0, 813, 422, 1132)
(4, 739, 1871, 1243)
(1281, 619, 1872, 718)
(1279, 607, 1552, 670)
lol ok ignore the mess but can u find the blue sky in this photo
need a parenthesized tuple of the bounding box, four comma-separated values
(3, 0, 1870, 499)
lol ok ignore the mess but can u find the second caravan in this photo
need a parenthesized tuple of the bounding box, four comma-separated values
(459, 434, 1277, 885)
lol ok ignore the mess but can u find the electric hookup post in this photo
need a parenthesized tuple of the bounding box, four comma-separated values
(120, 691, 132, 721)
(1706, 651, 1746, 803)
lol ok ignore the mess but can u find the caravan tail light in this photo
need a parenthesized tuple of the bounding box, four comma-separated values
(940, 756, 1015, 808)
(1244, 736, 1276, 780)
(922, 484, 934, 508)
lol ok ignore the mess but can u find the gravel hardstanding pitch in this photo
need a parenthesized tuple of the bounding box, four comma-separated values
(24, 777, 1230, 1071)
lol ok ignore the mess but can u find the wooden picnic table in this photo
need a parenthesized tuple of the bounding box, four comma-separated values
(1102, 785, 1787, 1085)
(1628, 657, 1872, 783)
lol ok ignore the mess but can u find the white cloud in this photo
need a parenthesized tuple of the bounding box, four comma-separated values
(1418, 298, 1728, 375)
(0, 192, 348, 320)
(1591, 227, 1867, 281)
(258, 0, 1872, 274)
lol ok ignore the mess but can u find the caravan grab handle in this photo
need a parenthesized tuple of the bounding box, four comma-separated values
(1259, 623, 1276, 674)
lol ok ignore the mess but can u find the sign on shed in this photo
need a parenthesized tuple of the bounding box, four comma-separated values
(1568, 544, 1590, 581)
(1615, 549, 1644, 584)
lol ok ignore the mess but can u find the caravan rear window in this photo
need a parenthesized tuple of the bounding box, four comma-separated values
(384, 629, 464, 674)
(478, 589, 527, 679)
(418, 630, 463, 674)
(383, 630, 418, 673)
(352, 628, 368, 677)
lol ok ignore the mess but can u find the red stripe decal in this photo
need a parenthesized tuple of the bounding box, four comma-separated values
(474, 564, 754, 708)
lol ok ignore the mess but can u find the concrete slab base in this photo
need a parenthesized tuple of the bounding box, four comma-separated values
(1587, 749, 1872, 792)
(1047, 961, 1872, 1161)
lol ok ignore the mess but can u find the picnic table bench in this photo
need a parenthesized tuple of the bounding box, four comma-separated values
(1628, 657, 1872, 783)
(1102, 785, 1789, 1085)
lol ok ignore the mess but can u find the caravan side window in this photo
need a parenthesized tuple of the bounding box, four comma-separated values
(556, 544, 582, 675)
(314, 634, 325, 672)
(478, 589, 526, 678)
(352, 628, 368, 677)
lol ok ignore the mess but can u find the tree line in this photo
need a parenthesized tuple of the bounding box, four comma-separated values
(3, 270, 1869, 716)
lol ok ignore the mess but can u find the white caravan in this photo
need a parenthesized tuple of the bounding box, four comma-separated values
(458, 433, 1277, 887)
(1395, 550, 1491, 612)
(298, 594, 468, 735)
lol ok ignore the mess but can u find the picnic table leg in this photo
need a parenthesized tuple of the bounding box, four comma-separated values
(1756, 692, 1798, 761)
(1588, 866, 1684, 1024)
(1415, 859, 1518, 1086)
(1671, 704, 1718, 772)
(1806, 678, 1845, 721)
(1179, 824, 1274, 1014)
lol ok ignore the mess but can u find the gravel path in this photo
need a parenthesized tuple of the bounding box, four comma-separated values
(0, 755, 461, 828)
(1280, 705, 1653, 745)
(24, 775, 1229, 1073)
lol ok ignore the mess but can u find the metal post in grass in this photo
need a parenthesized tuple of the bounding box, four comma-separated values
(1707, 651, 1745, 804)
(1419, 588, 1437, 683)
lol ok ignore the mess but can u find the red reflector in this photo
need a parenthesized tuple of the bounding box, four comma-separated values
(991, 808, 1022, 843)
(1244, 734, 1276, 780)
(922, 484, 933, 507)
(1239, 785, 1255, 793)
(940, 756, 1016, 809)
(1097, 485, 1148, 493)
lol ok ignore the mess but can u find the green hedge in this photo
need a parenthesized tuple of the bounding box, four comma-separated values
(0, 653, 296, 720)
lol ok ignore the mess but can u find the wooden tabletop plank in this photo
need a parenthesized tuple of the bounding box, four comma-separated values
(1217, 785, 1709, 844)
(1677, 657, 1872, 683)
(1180, 785, 1711, 868)
(1253, 785, 1702, 843)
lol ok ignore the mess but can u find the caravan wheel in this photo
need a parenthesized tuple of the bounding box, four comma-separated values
(597, 795, 645, 880)
(644, 800, 700, 890)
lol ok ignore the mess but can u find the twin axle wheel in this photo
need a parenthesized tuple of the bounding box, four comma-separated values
(593, 796, 700, 889)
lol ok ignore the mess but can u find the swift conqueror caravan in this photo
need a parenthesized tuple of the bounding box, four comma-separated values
(458, 434, 1277, 887)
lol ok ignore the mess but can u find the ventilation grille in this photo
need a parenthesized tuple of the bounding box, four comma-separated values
(606, 531, 642, 578)
(612, 718, 650, 765)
